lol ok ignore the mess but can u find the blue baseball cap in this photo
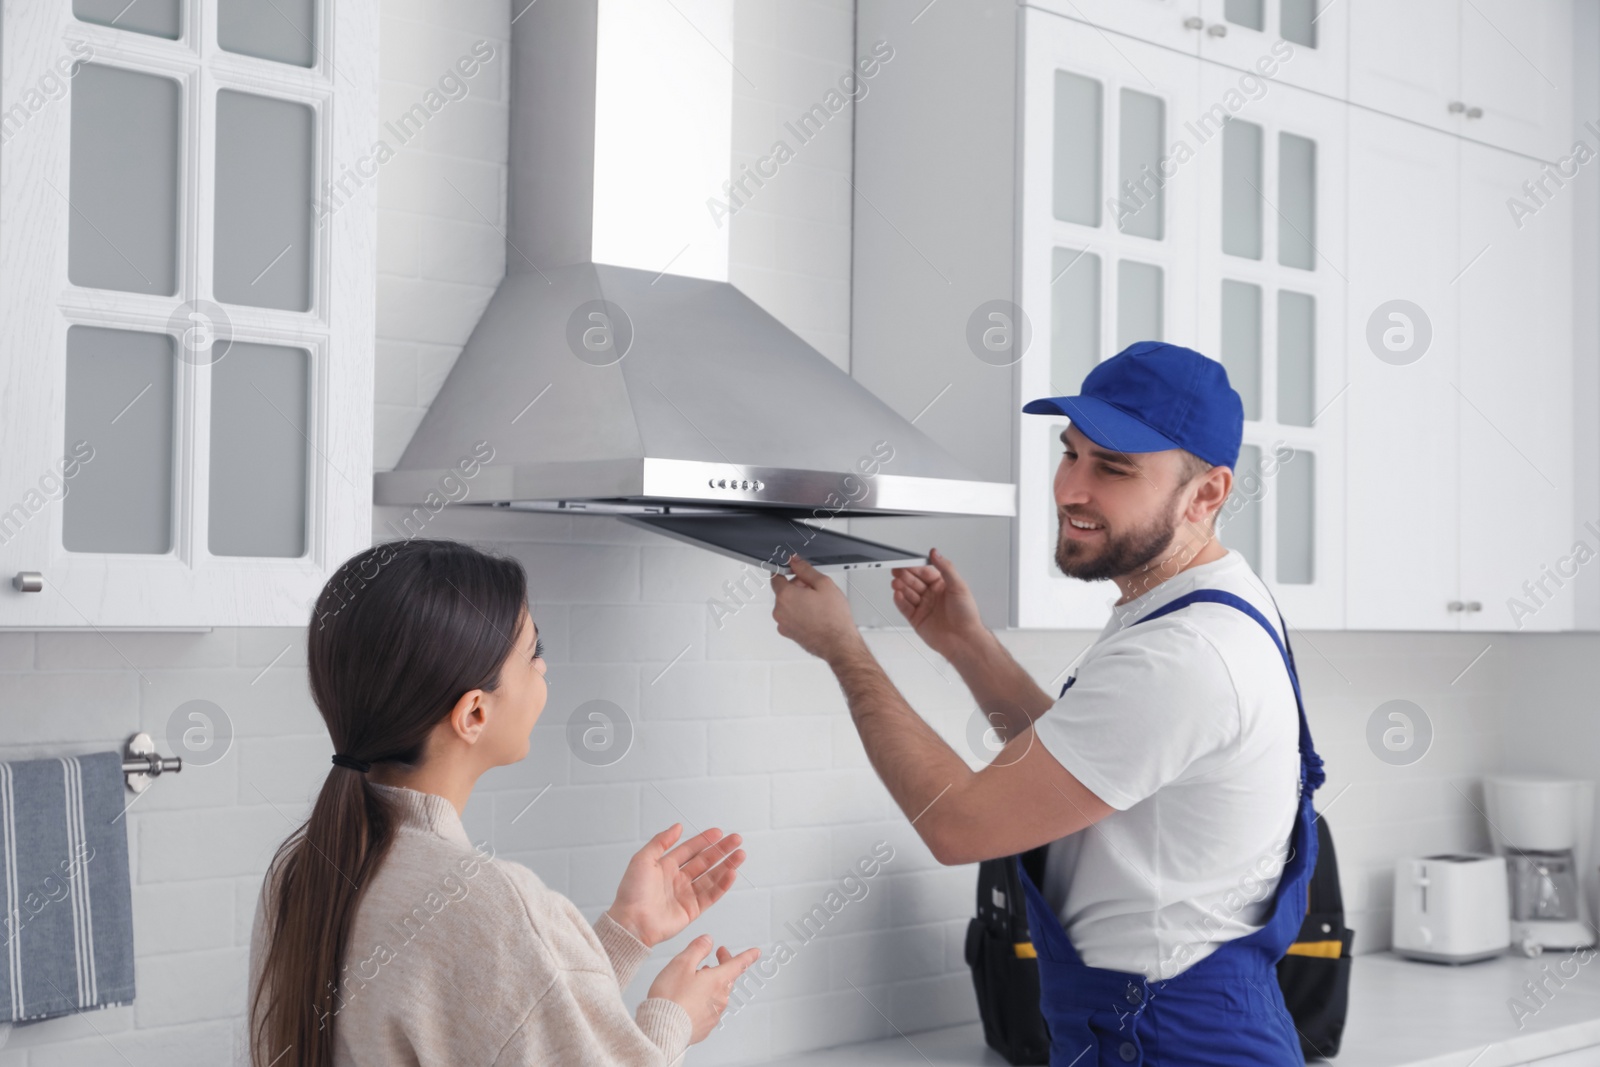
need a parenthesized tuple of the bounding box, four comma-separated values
(1022, 341, 1244, 469)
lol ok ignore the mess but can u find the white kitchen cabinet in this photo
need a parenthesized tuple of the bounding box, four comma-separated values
(0, 0, 378, 627)
(1015, 10, 1345, 628)
(1350, 0, 1573, 160)
(1197, 0, 1347, 99)
(853, 0, 1586, 633)
(1192, 61, 1346, 628)
(1344, 111, 1463, 631)
(1344, 109, 1575, 632)
(1016, 10, 1206, 628)
(1455, 138, 1574, 631)
(1028, 0, 1204, 54)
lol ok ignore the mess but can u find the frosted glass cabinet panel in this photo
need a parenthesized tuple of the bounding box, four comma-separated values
(1117, 261, 1163, 348)
(68, 65, 181, 296)
(1220, 280, 1263, 419)
(1221, 120, 1263, 260)
(74, 0, 180, 39)
(1278, 133, 1317, 269)
(0, 0, 378, 626)
(214, 91, 315, 311)
(1050, 248, 1101, 395)
(218, 0, 318, 67)
(1277, 291, 1316, 426)
(62, 327, 175, 555)
(209, 344, 310, 557)
(1052, 71, 1102, 226)
(1117, 89, 1164, 239)
(1277, 451, 1315, 583)
(1224, 0, 1266, 31)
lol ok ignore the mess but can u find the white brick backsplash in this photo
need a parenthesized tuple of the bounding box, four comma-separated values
(133, 948, 248, 1028)
(26, 1021, 233, 1067)
(734, 826, 833, 887)
(501, 541, 642, 604)
(710, 718, 832, 775)
(771, 768, 897, 827)
(569, 603, 708, 663)
(640, 660, 772, 719)
(133, 880, 235, 957)
(493, 783, 638, 852)
(887, 970, 980, 1034)
(136, 806, 287, 883)
(639, 774, 773, 835)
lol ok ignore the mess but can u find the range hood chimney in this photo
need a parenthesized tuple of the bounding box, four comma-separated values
(373, 0, 1016, 520)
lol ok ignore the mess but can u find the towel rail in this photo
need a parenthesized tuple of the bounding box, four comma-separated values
(122, 732, 182, 793)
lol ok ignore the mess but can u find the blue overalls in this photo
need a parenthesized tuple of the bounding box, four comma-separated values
(1016, 589, 1326, 1066)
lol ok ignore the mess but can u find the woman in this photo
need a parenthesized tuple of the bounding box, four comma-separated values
(247, 538, 759, 1066)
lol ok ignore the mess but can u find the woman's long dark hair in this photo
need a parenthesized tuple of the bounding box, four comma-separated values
(249, 538, 528, 1067)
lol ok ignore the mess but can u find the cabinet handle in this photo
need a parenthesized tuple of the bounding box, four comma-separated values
(1447, 600, 1464, 612)
(1465, 106, 1483, 119)
(12, 572, 42, 593)
(1465, 600, 1483, 612)
(1206, 22, 1228, 36)
(1448, 101, 1466, 114)
(1183, 16, 1204, 29)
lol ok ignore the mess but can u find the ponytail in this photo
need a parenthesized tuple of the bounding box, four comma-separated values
(249, 539, 527, 1066)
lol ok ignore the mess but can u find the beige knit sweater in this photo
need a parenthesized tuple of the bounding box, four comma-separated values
(245, 782, 693, 1066)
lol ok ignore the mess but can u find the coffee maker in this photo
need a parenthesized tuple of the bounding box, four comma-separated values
(1483, 775, 1596, 957)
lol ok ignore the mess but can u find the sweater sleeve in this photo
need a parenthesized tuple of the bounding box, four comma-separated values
(491, 861, 694, 1066)
(492, 962, 694, 1066)
(592, 910, 652, 990)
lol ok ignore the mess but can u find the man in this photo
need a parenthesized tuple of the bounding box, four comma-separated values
(770, 341, 1323, 1065)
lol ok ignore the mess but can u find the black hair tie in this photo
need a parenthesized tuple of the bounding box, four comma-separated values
(331, 753, 372, 773)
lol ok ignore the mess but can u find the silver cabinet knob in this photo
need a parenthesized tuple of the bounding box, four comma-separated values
(1448, 101, 1466, 113)
(1465, 600, 1483, 612)
(1183, 16, 1204, 29)
(1447, 600, 1464, 612)
(1465, 106, 1483, 119)
(1206, 22, 1228, 36)
(13, 572, 42, 593)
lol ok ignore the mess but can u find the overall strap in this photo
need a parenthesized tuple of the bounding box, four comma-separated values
(1127, 588, 1324, 794)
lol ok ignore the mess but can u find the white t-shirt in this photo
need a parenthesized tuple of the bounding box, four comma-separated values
(1033, 549, 1301, 981)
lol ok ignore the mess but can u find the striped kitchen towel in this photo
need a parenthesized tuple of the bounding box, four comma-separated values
(0, 751, 135, 1023)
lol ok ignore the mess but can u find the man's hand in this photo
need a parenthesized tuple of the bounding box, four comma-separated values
(606, 824, 745, 948)
(769, 556, 869, 665)
(890, 548, 988, 663)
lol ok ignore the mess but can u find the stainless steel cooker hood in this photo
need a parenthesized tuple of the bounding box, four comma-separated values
(373, 0, 1015, 521)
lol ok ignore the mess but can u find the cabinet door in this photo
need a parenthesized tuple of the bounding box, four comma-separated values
(1343, 111, 1463, 630)
(1196, 0, 1347, 98)
(1456, 139, 1574, 632)
(1030, 0, 1204, 54)
(1192, 65, 1345, 627)
(0, 0, 377, 627)
(1016, 9, 1203, 628)
(1348, 0, 1462, 136)
(1459, 0, 1573, 160)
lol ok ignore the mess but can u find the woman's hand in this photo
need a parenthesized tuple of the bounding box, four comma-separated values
(890, 548, 988, 663)
(605, 824, 745, 948)
(648, 937, 761, 1045)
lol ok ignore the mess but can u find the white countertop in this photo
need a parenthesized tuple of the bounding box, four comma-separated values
(758, 951, 1600, 1066)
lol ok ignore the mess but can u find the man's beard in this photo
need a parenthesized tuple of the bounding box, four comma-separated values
(1054, 487, 1185, 584)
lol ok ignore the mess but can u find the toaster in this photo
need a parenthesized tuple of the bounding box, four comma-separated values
(1392, 853, 1509, 964)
